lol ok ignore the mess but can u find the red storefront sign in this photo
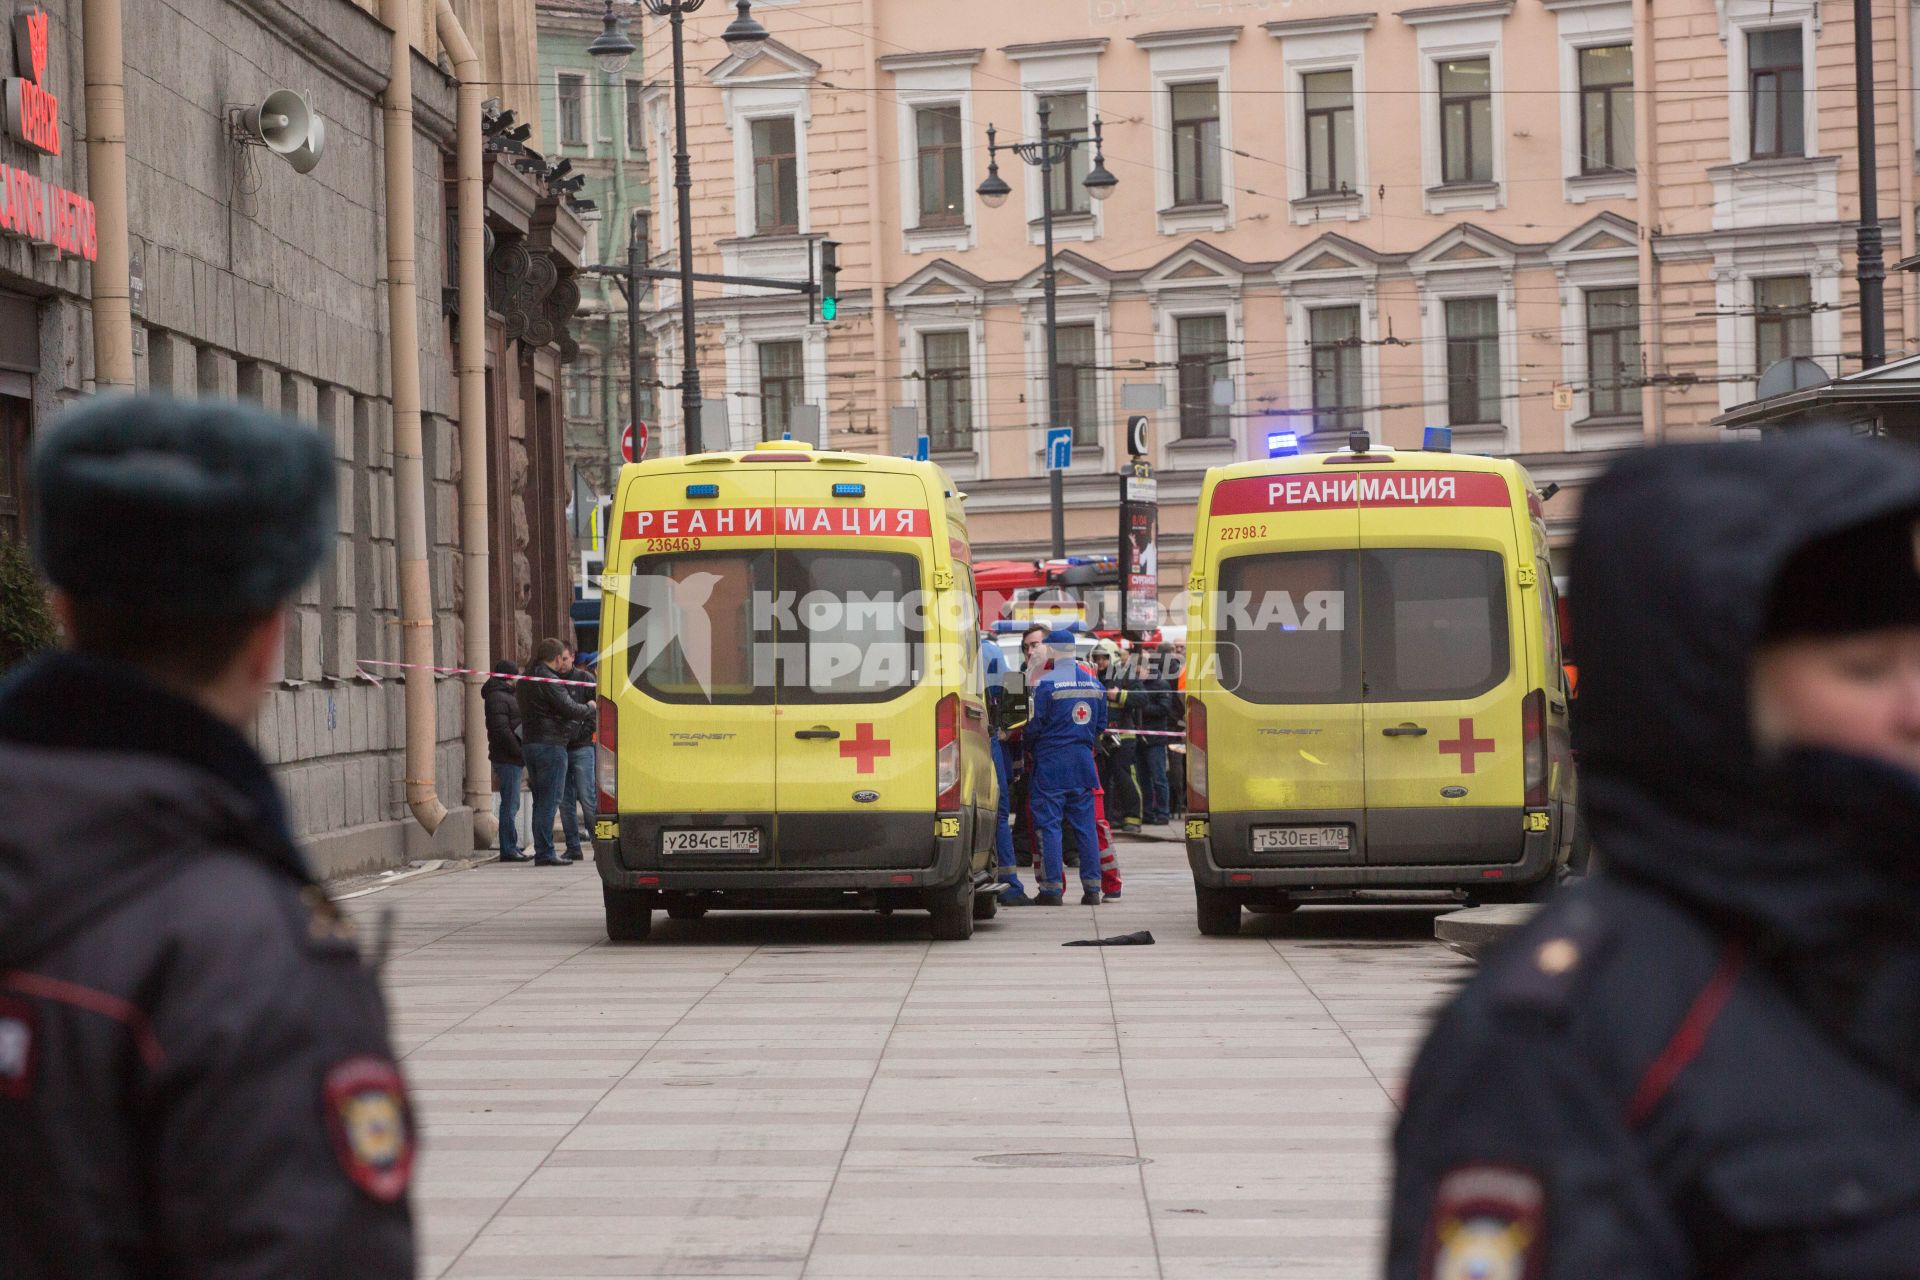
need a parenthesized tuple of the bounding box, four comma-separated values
(0, 8, 95, 263)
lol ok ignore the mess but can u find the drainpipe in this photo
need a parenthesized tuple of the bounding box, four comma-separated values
(1632, 0, 1664, 440)
(436, 0, 494, 846)
(82, 0, 134, 391)
(381, 0, 446, 835)
(1892, 0, 1917, 347)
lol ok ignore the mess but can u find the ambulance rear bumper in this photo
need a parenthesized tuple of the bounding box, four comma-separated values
(595, 810, 980, 892)
(1187, 807, 1556, 891)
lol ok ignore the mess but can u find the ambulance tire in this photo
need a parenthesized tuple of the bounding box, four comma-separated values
(1195, 886, 1242, 936)
(928, 876, 976, 941)
(972, 887, 999, 921)
(603, 886, 654, 942)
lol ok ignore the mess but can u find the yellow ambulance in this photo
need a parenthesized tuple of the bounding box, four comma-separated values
(1183, 436, 1582, 935)
(589, 441, 999, 941)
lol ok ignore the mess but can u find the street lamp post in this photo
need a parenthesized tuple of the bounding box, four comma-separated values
(590, 0, 767, 455)
(978, 100, 1116, 559)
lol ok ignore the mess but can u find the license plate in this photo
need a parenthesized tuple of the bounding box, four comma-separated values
(1252, 825, 1350, 853)
(662, 827, 761, 854)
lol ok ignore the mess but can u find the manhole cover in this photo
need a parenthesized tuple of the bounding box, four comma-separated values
(974, 1152, 1149, 1169)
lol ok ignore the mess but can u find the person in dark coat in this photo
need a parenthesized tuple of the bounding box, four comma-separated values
(483, 660, 526, 862)
(561, 648, 597, 863)
(514, 637, 594, 866)
(1388, 432, 1920, 1279)
(1134, 646, 1177, 825)
(0, 396, 413, 1279)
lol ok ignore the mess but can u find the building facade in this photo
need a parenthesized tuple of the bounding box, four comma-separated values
(0, 0, 580, 875)
(633, 0, 1915, 599)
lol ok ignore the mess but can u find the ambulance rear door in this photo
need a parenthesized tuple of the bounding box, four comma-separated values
(1202, 470, 1366, 868)
(1357, 468, 1528, 866)
(614, 465, 781, 855)
(771, 467, 942, 871)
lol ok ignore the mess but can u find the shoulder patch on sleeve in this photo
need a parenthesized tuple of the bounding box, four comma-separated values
(1422, 1163, 1546, 1280)
(0, 995, 36, 1099)
(1486, 899, 1610, 1020)
(323, 1055, 415, 1202)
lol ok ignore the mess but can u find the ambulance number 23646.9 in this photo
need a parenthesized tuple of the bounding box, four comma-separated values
(644, 536, 704, 554)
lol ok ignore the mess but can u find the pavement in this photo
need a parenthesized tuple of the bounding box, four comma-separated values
(341, 836, 1471, 1279)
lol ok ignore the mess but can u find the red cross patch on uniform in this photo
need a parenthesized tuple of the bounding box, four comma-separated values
(1421, 1163, 1545, 1280)
(1071, 701, 1092, 725)
(323, 1056, 415, 1202)
(0, 996, 35, 1100)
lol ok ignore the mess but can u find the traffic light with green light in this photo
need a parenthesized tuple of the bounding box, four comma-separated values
(819, 240, 840, 322)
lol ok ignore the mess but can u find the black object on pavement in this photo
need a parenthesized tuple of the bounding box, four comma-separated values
(1063, 931, 1155, 946)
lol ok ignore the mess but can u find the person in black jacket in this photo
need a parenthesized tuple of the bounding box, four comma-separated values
(1133, 647, 1177, 826)
(514, 637, 594, 866)
(483, 660, 526, 862)
(0, 396, 413, 1279)
(561, 648, 597, 863)
(1388, 432, 1920, 1279)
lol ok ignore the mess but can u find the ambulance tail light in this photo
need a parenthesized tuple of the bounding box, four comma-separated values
(1522, 689, 1548, 809)
(935, 694, 961, 813)
(1187, 697, 1207, 813)
(597, 695, 619, 813)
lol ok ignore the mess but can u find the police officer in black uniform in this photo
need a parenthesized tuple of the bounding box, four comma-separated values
(0, 397, 414, 1278)
(1388, 432, 1920, 1278)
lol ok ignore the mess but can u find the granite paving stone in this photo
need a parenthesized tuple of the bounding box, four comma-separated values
(344, 837, 1467, 1278)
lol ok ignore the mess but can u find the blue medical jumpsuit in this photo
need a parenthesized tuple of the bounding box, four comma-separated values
(1026, 657, 1107, 895)
(980, 638, 1024, 897)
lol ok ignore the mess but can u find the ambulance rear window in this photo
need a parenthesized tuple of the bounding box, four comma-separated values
(1216, 551, 1360, 704)
(625, 550, 775, 704)
(1362, 549, 1509, 702)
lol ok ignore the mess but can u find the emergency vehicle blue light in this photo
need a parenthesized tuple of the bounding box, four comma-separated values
(1424, 426, 1454, 453)
(1266, 430, 1300, 458)
(685, 483, 720, 499)
(831, 482, 866, 497)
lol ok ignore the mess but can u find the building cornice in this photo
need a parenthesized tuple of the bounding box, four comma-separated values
(1001, 37, 1111, 61)
(877, 48, 986, 72)
(1129, 25, 1244, 50)
(1262, 14, 1378, 38)
(1396, 0, 1516, 24)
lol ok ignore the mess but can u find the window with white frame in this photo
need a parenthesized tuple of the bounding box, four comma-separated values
(915, 106, 966, 228)
(1747, 28, 1805, 160)
(1578, 45, 1634, 173)
(1176, 314, 1231, 439)
(1042, 93, 1093, 215)
(1303, 71, 1357, 196)
(1310, 306, 1363, 433)
(1753, 275, 1813, 372)
(1445, 297, 1501, 425)
(1053, 323, 1100, 445)
(751, 118, 800, 234)
(558, 74, 586, 148)
(1438, 58, 1493, 185)
(1584, 287, 1640, 418)
(759, 340, 804, 439)
(625, 81, 644, 155)
(1170, 83, 1223, 206)
(923, 332, 973, 452)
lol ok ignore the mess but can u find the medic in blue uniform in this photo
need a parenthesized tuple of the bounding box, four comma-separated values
(1025, 630, 1108, 905)
(979, 635, 1029, 904)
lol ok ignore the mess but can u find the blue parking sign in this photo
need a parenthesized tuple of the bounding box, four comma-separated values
(1046, 427, 1073, 472)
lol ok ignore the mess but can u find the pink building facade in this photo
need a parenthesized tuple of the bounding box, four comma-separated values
(633, 0, 1916, 591)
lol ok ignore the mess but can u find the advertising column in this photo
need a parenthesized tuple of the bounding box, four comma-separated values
(1118, 459, 1159, 637)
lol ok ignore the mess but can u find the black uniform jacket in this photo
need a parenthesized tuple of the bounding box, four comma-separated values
(483, 673, 522, 766)
(1388, 435, 1920, 1280)
(0, 654, 415, 1279)
(515, 660, 593, 747)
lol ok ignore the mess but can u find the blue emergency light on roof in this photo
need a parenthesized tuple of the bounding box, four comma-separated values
(685, 483, 720, 499)
(1424, 426, 1454, 453)
(1266, 430, 1300, 458)
(831, 482, 866, 497)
